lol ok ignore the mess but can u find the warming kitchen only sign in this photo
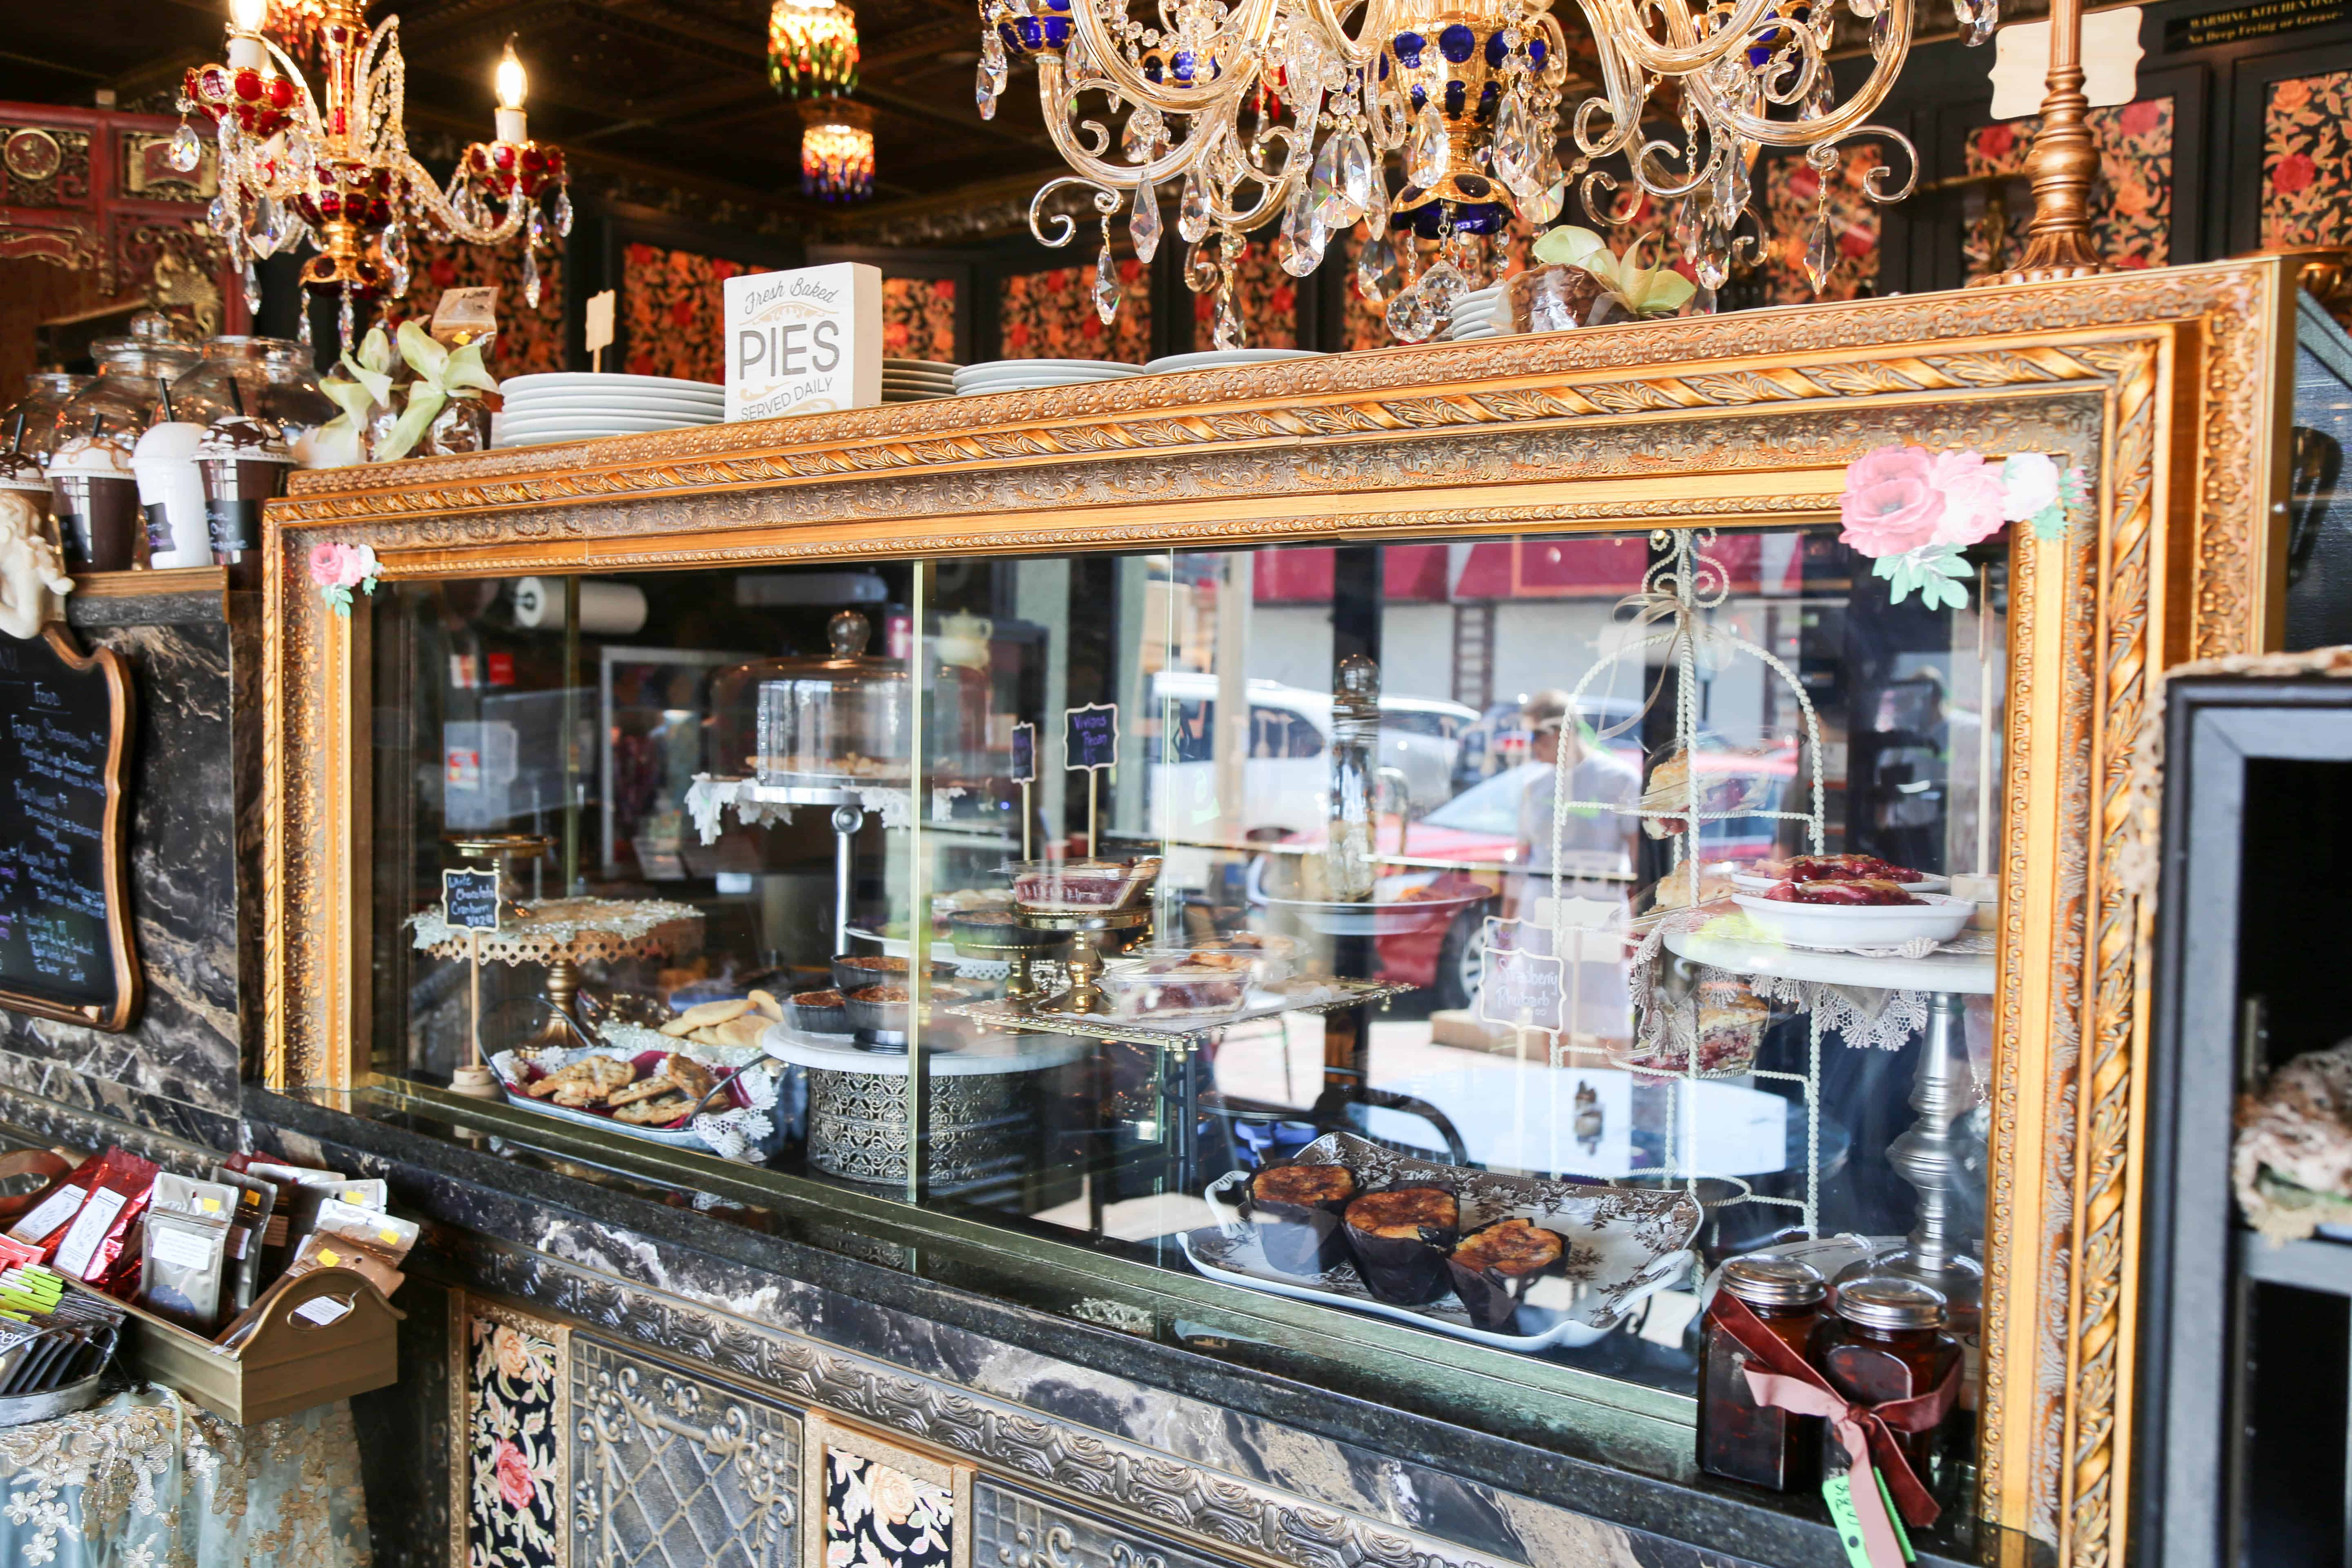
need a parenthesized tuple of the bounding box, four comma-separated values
(724, 262, 882, 421)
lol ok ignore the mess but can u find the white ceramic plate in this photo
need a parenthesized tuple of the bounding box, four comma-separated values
(954, 379, 1139, 396)
(1730, 891, 1974, 948)
(885, 358, 962, 371)
(881, 376, 956, 389)
(501, 372, 722, 395)
(504, 390, 724, 411)
(1142, 348, 1326, 374)
(951, 370, 1141, 390)
(956, 357, 1140, 377)
(501, 409, 718, 427)
(1730, 869, 1952, 894)
(1183, 1131, 1700, 1351)
(498, 421, 715, 439)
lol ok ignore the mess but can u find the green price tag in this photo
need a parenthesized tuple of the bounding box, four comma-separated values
(1822, 1472, 1873, 1568)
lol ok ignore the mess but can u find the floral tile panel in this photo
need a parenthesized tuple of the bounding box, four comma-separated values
(1965, 98, 2173, 278)
(883, 277, 957, 363)
(381, 235, 566, 376)
(622, 242, 752, 383)
(802, 1412, 969, 1568)
(461, 1299, 569, 1568)
(998, 261, 1149, 361)
(2263, 69, 2352, 249)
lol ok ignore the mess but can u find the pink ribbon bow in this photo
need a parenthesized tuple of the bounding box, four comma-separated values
(1708, 1290, 1960, 1568)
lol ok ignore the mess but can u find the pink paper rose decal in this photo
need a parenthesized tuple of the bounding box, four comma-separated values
(1839, 445, 1944, 555)
(307, 541, 381, 617)
(1840, 445, 2084, 608)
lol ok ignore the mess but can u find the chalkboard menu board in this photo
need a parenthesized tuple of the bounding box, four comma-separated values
(0, 626, 137, 1030)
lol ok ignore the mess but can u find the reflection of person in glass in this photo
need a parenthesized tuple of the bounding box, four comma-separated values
(1512, 689, 1641, 885)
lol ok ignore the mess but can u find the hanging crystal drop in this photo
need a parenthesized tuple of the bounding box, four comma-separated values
(1310, 132, 1356, 227)
(1492, 90, 1538, 196)
(1956, 0, 1996, 45)
(207, 194, 231, 236)
(1125, 104, 1165, 158)
(1355, 232, 1393, 304)
(1691, 282, 1718, 315)
(522, 243, 543, 309)
(1803, 205, 1834, 292)
(1847, 0, 1880, 15)
(1406, 101, 1448, 189)
(553, 185, 575, 238)
(1524, 174, 1565, 225)
(168, 121, 202, 173)
(243, 259, 261, 317)
(1868, 4, 1896, 58)
(1364, 197, 1388, 242)
(383, 220, 411, 298)
(1177, 168, 1213, 243)
(1094, 238, 1121, 324)
(982, 27, 1008, 88)
(337, 288, 355, 356)
(976, 61, 999, 118)
(1695, 206, 1732, 290)
(1385, 276, 1429, 341)
(1130, 181, 1162, 263)
(1339, 129, 1376, 219)
(296, 299, 312, 352)
(1212, 282, 1243, 349)
(1275, 182, 1325, 276)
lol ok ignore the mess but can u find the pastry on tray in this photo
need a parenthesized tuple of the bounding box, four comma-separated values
(1751, 853, 1926, 884)
(1243, 1163, 1357, 1276)
(613, 1095, 696, 1125)
(606, 1053, 716, 1109)
(1099, 955, 1250, 1021)
(1343, 1187, 1461, 1305)
(1759, 876, 1922, 906)
(1447, 1217, 1572, 1333)
(525, 1055, 635, 1106)
(1008, 857, 1160, 914)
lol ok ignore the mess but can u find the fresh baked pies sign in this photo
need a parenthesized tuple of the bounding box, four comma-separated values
(724, 262, 883, 422)
(1840, 446, 2086, 608)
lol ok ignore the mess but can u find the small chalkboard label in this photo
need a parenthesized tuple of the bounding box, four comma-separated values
(0, 625, 138, 1031)
(1064, 703, 1118, 773)
(1010, 722, 1036, 785)
(441, 868, 503, 931)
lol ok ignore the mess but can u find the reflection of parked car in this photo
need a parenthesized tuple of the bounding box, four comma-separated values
(1144, 674, 1477, 841)
(1450, 695, 1643, 794)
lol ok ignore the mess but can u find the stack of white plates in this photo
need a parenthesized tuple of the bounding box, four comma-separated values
(952, 358, 1144, 396)
(1142, 348, 1326, 374)
(884, 358, 959, 403)
(496, 372, 723, 448)
(1445, 285, 1507, 341)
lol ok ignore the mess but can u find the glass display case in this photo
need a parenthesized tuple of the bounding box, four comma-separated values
(268, 266, 2296, 1567)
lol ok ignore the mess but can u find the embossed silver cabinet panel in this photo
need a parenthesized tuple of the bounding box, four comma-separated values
(976, 1478, 1229, 1568)
(572, 1334, 802, 1568)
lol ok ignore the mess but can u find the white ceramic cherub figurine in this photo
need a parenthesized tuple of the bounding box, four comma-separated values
(0, 492, 72, 641)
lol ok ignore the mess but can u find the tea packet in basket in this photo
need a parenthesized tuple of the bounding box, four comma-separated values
(140, 1208, 230, 1333)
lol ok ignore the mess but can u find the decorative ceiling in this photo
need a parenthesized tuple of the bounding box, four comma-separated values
(0, 0, 1074, 239)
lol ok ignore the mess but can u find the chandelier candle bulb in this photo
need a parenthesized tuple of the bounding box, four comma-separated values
(226, 0, 267, 69)
(493, 39, 528, 144)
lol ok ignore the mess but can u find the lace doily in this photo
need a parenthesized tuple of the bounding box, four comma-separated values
(409, 896, 703, 963)
(684, 774, 948, 842)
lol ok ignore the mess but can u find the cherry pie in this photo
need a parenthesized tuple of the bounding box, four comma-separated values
(1752, 853, 1925, 884)
(1760, 877, 1923, 906)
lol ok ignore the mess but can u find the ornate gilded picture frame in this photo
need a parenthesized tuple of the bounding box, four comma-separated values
(269, 259, 2299, 1566)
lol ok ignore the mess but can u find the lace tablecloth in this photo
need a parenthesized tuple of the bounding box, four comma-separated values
(0, 1386, 370, 1567)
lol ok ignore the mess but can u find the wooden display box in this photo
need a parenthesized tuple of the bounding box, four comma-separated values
(74, 1267, 404, 1424)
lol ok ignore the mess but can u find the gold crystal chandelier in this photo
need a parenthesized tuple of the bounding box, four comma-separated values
(175, 3, 571, 352)
(977, 0, 1950, 344)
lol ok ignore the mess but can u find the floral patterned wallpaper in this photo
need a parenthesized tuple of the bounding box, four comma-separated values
(820, 1446, 954, 1568)
(621, 241, 752, 383)
(998, 259, 1150, 360)
(466, 1314, 563, 1568)
(1203, 241, 1298, 349)
(381, 235, 566, 376)
(2263, 70, 2352, 249)
(1758, 146, 1885, 303)
(884, 275, 958, 362)
(1964, 98, 2172, 277)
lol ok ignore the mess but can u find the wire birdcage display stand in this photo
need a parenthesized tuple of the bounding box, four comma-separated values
(1477, 529, 1830, 1237)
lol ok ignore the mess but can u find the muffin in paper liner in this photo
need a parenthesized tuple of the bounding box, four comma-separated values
(1447, 1217, 1575, 1334)
(1342, 1186, 1461, 1305)
(1242, 1162, 1358, 1277)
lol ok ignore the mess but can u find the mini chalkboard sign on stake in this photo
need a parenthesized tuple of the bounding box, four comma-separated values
(1009, 721, 1037, 861)
(440, 866, 505, 1099)
(0, 624, 139, 1031)
(1062, 703, 1118, 858)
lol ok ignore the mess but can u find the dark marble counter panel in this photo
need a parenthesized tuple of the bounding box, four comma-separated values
(0, 591, 256, 1150)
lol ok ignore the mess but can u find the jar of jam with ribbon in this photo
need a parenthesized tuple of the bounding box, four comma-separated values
(1811, 1276, 1962, 1479)
(1697, 1254, 1828, 1489)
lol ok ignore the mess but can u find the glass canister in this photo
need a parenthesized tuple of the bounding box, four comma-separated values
(2, 374, 90, 466)
(56, 312, 198, 445)
(1323, 653, 1381, 902)
(1697, 1254, 1829, 1490)
(930, 610, 996, 781)
(1810, 1276, 1963, 1477)
(707, 610, 910, 784)
(172, 338, 339, 466)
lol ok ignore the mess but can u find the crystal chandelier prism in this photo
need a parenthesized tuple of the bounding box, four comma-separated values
(978, 0, 1945, 344)
(800, 100, 876, 200)
(771, 0, 862, 97)
(176, 3, 572, 352)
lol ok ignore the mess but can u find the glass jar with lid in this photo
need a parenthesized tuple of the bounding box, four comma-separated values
(171, 338, 338, 466)
(707, 610, 910, 785)
(56, 312, 198, 445)
(1697, 1254, 1828, 1490)
(1810, 1275, 1963, 1477)
(1, 373, 90, 465)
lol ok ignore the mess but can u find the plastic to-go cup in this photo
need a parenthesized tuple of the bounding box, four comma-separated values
(49, 428, 139, 572)
(194, 414, 292, 564)
(132, 421, 210, 569)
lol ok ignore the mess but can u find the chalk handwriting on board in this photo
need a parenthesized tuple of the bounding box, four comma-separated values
(441, 869, 503, 931)
(0, 626, 138, 1030)
(1063, 703, 1119, 773)
(1010, 721, 1036, 785)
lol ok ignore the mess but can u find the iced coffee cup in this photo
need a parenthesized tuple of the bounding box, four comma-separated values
(195, 413, 292, 565)
(132, 421, 210, 569)
(49, 426, 140, 571)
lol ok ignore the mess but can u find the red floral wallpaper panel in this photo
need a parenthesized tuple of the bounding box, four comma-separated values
(1757, 147, 1885, 303)
(1198, 241, 1298, 349)
(1964, 98, 2172, 277)
(2263, 70, 2352, 249)
(998, 259, 1150, 361)
(884, 275, 957, 362)
(380, 235, 565, 375)
(621, 242, 752, 383)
